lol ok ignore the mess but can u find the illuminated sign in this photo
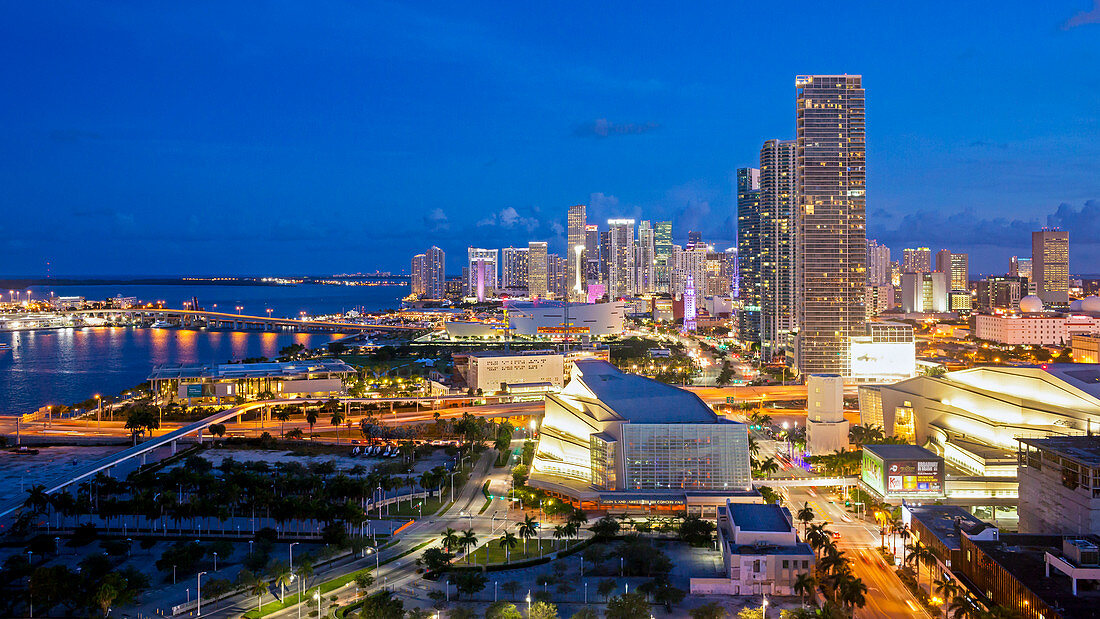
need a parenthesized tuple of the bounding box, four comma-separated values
(537, 327, 590, 334)
(850, 341, 916, 379)
(864, 454, 944, 497)
(186, 384, 204, 397)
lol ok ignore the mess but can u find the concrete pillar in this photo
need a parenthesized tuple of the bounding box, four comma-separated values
(1073, 577, 1078, 596)
(141, 453, 147, 465)
(198, 429, 203, 444)
(171, 440, 177, 455)
(237, 413, 243, 424)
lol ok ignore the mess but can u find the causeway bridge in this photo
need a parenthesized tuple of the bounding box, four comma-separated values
(66, 308, 427, 333)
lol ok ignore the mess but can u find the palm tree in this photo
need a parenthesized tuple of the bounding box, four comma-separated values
(747, 435, 760, 459)
(837, 573, 868, 611)
(797, 502, 815, 537)
(899, 526, 912, 563)
(518, 515, 538, 554)
(499, 532, 519, 563)
(442, 528, 460, 553)
(247, 576, 268, 613)
(948, 595, 979, 619)
(273, 565, 294, 602)
(935, 576, 963, 619)
(304, 408, 319, 439)
(793, 572, 817, 607)
(553, 525, 567, 550)
(805, 523, 832, 557)
(330, 408, 346, 444)
(756, 456, 780, 477)
(906, 542, 936, 592)
(274, 406, 292, 438)
(461, 528, 478, 564)
(24, 485, 50, 516)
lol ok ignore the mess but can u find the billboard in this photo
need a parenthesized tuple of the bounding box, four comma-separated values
(850, 341, 916, 380)
(883, 459, 943, 496)
(862, 452, 886, 495)
(186, 384, 204, 398)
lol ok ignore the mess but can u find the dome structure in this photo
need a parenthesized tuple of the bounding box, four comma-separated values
(1070, 299, 1084, 311)
(1082, 296, 1100, 313)
(1019, 295, 1044, 313)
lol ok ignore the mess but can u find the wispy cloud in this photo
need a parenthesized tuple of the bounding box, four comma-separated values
(573, 119, 659, 138)
(423, 208, 449, 232)
(1063, 0, 1100, 29)
(476, 206, 540, 232)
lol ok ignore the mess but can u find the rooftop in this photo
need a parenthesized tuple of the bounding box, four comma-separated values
(971, 534, 1100, 618)
(570, 360, 720, 423)
(1018, 436, 1100, 467)
(863, 444, 940, 460)
(906, 504, 995, 551)
(148, 359, 357, 381)
(727, 502, 794, 533)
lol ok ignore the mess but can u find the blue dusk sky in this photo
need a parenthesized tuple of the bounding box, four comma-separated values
(1, 2, 1098, 277)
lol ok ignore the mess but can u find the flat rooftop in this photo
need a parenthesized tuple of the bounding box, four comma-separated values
(906, 505, 995, 551)
(727, 502, 793, 533)
(148, 359, 356, 381)
(863, 444, 940, 460)
(971, 534, 1100, 618)
(1018, 436, 1100, 466)
(572, 360, 721, 423)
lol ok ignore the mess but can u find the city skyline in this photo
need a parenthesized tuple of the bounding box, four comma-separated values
(1, 3, 1098, 277)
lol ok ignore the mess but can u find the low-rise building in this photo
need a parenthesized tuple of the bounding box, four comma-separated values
(692, 501, 814, 596)
(903, 504, 999, 572)
(1018, 436, 1100, 535)
(974, 312, 1100, 345)
(452, 350, 564, 394)
(148, 359, 356, 402)
(1075, 334, 1100, 364)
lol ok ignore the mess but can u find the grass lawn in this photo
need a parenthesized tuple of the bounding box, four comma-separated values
(385, 495, 449, 519)
(242, 540, 434, 619)
(463, 536, 582, 566)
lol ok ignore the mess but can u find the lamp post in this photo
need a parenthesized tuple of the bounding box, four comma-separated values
(526, 592, 531, 616)
(289, 542, 299, 572)
(762, 594, 769, 619)
(312, 590, 321, 617)
(197, 571, 207, 616)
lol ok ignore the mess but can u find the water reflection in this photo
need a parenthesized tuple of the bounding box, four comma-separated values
(0, 327, 350, 415)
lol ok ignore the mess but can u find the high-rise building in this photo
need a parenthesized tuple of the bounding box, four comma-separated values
(704, 251, 728, 296)
(501, 246, 529, 292)
(636, 220, 656, 294)
(687, 230, 703, 250)
(934, 249, 951, 274)
(410, 253, 426, 297)
(976, 275, 1026, 311)
(599, 230, 611, 286)
(949, 253, 969, 291)
(900, 272, 948, 313)
(903, 248, 932, 274)
(566, 204, 587, 301)
(528, 242, 548, 299)
(794, 74, 867, 376)
(759, 139, 797, 360)
(466, 247, 498, 299)
(585, 224, 601, 285)
(677, 245, 708, 300)
(1010, 256, 1032, 279)
(655, 221, 673, 293)
(736, 167, 762, 343)
(425, 245, 445, 299)
(1033, 229, 1069, 304)
(608, 219, 636, 299)
(548, 253, 568, 298)
(867, 239, 891, 285)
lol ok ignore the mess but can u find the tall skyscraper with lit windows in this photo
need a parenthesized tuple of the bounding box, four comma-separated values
(1033, 229, 1069, 304)
(607, 219, 636, 299)
(566, 204, 587, 301)
(794, 74, 867, 376)
(736, 167, 761, 343)
(528, 241, 548, 298)
(758, 139, 797, 360)
(654, 221, 673, 293)
(501, 246, 529, 292)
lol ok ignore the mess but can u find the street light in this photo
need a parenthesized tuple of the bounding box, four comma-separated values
(197, 571, 207, 616)
(762, 594, 769, 619)
(312, 590, 321, 617)
(289, 542, 299, 572)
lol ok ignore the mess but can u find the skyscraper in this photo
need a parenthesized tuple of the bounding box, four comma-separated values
(501, 246, 529, 292)
(425, 245, 445, 299)
(1010, 256, 1033, 279)
(867, 239, 891, 285)
(411, 253, 426, 297)
(528, 241, 548, 298)
(1033, 229, 1069, 304)
(466, 247, 499, 298)
(566, 204, 587, 301)
(599, 230, 611, 286)
(608, 219, 636, 299)
(736, 167, 762, 343)
(585, 224, 601, 285)
(949, 253, 969, 291)
(636, 220, 656, 294)
(794, 74, 867, 376)
(687, 230, 703, 250)
(903, 248, 932, 273)
(758, 139, 797, 360)
(654, 221, 673, 293)
(548, 253, 568, 298)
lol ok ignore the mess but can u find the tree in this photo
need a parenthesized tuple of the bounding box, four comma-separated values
(805, 523, 832, 557)
(284, 427, 304, 440)
(755, 456, 780, 477)
(208, 423, 226, 438)
(452, 571, 488, 599)
(679, 515, 716, 546)
(355, 572, 376, 592)
(23, 485, 50, 516)
(653, 582, 687, 607)
(837, 573, 868, 611)
(528, 600, 559, 619)
(518, 515, 538, 554)
(501, 580, 521, 601)
(605, 592, 650, 619)
(421, 547, 454, 573)
(793, 572, 817, 607)
(597, 579, 617, 601)
(500, 532, 519, 562)
(304, 408, 319, 439)
(359, 590, 405, 619)
(125, 405, 160, 444)
(716, 361, 734, 386)
(461, 528, 479, 564)
(442, 528, 460, 553)
(737, 609, 763, 619)
(487, 601, 524, 619)
(797, 502, 815, 536)
(94, 582, 118, 617)
(330, 407, 346, 445)
(906, 542, 936, 589)
(590, 515, 620, 539)
(273, 407, 292, 438)
(690, 602, 728, 619)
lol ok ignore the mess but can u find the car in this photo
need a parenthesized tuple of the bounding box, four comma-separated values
(830, 531, 841, 539)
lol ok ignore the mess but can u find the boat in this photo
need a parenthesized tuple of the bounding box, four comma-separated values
(150, 320, 173, 328)
(0, 343, 11, 351)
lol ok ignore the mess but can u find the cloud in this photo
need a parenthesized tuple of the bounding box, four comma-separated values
(871, 209, 1038, 248)
(1047, 200, 1100, 238)
(870, 208, 894, 219)
(573, 118, 659, 138)
(423, 208, 449, 232)
(476, 206, 540, 232)
(1063, 0, 1100, 29)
